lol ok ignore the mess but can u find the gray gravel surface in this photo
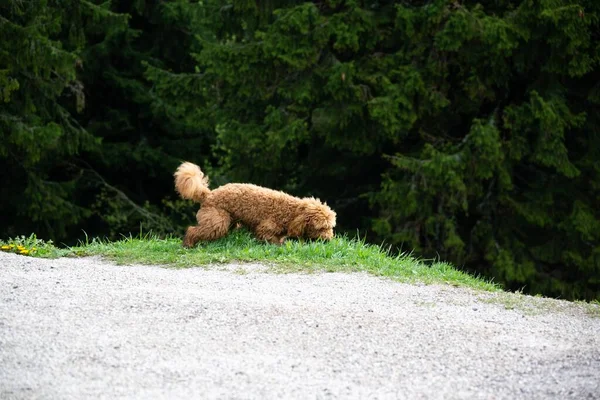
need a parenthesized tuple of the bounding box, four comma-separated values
(1, 251, 599, 400)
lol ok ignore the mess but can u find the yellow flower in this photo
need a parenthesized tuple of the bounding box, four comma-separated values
(17, 245, 25, 250)
(19, 249, 30, 255)
(1, 245, 10, 251)
(32, 247, 38, 251)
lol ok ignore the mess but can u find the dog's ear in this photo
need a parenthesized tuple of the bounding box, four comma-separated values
(288, 214, 307, 238)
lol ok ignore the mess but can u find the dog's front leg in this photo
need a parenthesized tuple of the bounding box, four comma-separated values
(255, 220, 285, 245)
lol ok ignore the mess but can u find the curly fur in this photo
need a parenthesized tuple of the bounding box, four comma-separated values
(174, 162, 336, 247)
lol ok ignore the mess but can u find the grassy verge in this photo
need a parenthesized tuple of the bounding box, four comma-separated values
(3, 232, 600, 316)
(1, 231, 499, 292)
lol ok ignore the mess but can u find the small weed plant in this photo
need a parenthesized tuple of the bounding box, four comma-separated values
(0, 234, 70, 258)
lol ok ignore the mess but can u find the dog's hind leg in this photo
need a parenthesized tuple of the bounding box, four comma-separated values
(183, 207, 231, 248)
(255, 220, 286, 244)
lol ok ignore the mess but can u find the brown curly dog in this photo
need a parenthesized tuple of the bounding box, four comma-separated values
(174, 162, 336, 247)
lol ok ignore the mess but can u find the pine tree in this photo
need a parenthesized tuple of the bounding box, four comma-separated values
(373, 0, 600, 299)
(149, 0, 600, 299)
(146, 0, 404, 227)
(75, 0, 213, 238)
(0, 0, 126, 239)
(0, 0, 210, 241)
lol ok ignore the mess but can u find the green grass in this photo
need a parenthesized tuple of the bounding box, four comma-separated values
(4, 232, 599, 316)
(1, 231, 499, 291)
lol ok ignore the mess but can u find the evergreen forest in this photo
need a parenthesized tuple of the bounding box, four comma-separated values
(1, 0, 599, 300)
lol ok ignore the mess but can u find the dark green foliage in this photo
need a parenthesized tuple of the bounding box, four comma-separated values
(0, 0, 122, 238)
(372, 0, 600, 299)
(75, 0, 211, 238)
(2, 0, 599, 299)
(0, 0, 208, 241)
(147, 0, 599, 299)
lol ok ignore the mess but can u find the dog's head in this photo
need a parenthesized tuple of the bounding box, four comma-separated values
(289, 198, 336, 240)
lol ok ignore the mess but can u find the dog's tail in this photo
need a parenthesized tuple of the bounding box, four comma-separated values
(174, 162, 211, 204)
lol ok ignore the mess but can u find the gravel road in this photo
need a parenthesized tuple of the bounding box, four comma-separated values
(1, 251, 599, 400)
